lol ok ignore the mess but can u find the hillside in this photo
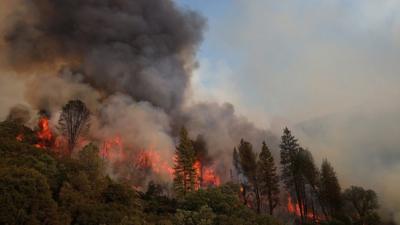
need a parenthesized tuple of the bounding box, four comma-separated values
(0, 120, 282, 225)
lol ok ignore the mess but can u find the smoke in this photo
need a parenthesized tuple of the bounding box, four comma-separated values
(193, 0, 400, 222)
(1, 0, 204, 111)
(6, 104, 31, 124)
(0, 0, 270, 187)
(183, 102, 279, 179)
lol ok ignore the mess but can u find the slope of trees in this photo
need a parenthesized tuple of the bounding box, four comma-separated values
(0, 112, 390, 225)
(0, 120, 283, 225)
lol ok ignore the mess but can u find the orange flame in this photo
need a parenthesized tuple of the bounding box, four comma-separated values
(203, 167, 221, 186)
(16, 134, 24, 142)
(35, 116, 53, 148)
(100, 136, 124, 160)
(287, 195, 321, 221)
(193, 160, 220, 189)
(100, 136, 174, 179)
(287, 195, 301, 216)
(136, 150, 174, 177)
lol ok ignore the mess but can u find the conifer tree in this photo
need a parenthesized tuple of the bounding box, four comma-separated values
(238, 139, 261, 213)
(279, 127, 306, 221)
(297, 148, 320, 221)
(257, 141, 280, 215)
(233, 147, 242, 177)
(320, 159, 342, 219)
(173, 126, 197, 197)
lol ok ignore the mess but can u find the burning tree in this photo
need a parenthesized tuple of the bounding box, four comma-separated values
(35, 111, 54, 148)
(58, 100, 90, 155)
(192, 134, 213, 188)
(173, 126, 197, 197)
(280, 127, 306, 221)
(280, 128, 323, 223)
(238, 139, 261, 213)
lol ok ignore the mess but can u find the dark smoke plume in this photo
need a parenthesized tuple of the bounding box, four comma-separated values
(1, 0, 204, 111)
(0, 0, 273, 185)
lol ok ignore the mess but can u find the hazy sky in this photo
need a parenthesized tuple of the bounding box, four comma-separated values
(178, 0, 400, 125)
(178, 0, 400, 221)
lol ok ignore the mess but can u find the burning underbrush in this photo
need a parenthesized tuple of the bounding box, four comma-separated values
(15, 113, 222, 191)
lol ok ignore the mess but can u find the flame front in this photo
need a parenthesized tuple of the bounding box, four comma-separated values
(35, 116, 53, 148)
(100, 136, 174, 181)
(287, 195, 324, 222)
(16, 134, 24, 142)
(194, 160, 220, 189)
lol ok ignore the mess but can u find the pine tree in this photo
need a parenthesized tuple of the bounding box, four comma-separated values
(173, 126, 197, 197)
(257, 141, 280, 215)
(233, 147, 241, 177)
(280, 127, 300, 187)
(297, 148, 320, 221)
(320, 159, 342, 218)
(238, 139, 261, 213)
(279, 127, 306, 221)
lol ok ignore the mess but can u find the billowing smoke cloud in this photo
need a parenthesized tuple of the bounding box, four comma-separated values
(1, 0, 204, 111)
(183, 102, 278, 178)
(0, 0, 270, 187)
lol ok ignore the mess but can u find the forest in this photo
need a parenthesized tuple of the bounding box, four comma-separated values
(0, 100, 389, 225)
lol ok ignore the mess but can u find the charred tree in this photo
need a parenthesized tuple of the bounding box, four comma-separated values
(192, 134, 212, 188)
(238, 139, 261, 214)
(58, 100, 90, 155)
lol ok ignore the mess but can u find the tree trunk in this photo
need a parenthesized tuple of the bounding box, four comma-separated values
(295, 183, 305, 223)
(254, 181, 261, 214)
(268, 190, 274, 215)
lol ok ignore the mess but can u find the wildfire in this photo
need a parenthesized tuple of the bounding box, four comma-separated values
(100, 136, 123, 160)
(287, 195, 323, 222)
(35, 116, 53, 148)
(194, 160, 220, 189)
(100, 136, 174, 178)
(287, 195, 301, 216)
(203, 167, 221, 186)
(16, 133, 24, 142)
(136, 150, 174, 177)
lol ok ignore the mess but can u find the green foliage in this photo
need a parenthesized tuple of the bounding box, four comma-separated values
(257, 141, 280, 215)
(238, 139, 257, 181)
(0, 135, 60, 191)
(0, 119, 385, 225)
(179, 184, 281, 225)
(0, 166, 67, 225)
(0, 120, 37, 144)
(343, 186, 380, 224)
(175, 205, 216, 225)
(279, 127, 300, 188)
(320, 159, 342, 217)
(78, 143, 104, 180)
(174, 126, 197, 197)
